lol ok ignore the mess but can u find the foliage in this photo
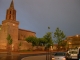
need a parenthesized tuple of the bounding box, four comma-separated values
(19, 42, 22, 46)
(60, 40, 67, 50)
(48, 26, 50, 29)
(38, 38, 47, 46)
(6, 34, 13, 45)
(25, 36, 38, 47)
(25, 35, 54, 51)
(6, 34, 13, 55)
(53, 27, 66, 50)
(43, 32, 53, 48)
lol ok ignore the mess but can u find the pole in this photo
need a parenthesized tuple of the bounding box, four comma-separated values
(46, 48, 49, 60)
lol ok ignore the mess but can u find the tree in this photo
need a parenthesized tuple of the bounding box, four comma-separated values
(7, 34, 12, 45)
(59, 40, 67, 50)
(43, 32, 53, 50)
(25, 36, 38, 50)
(38, 38, 47, 46)
(19, 42, 22, 50)
(6, 34, 13, 54)
(53, 27, 66, 50)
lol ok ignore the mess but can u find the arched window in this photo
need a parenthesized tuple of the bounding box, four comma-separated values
(10, 11, 11, 14)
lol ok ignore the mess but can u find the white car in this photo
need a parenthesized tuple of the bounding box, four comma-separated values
(52, 52, 70, 60)
(68, 50, 78, 59)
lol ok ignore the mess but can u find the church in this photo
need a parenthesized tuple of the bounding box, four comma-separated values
(0, 0, 36, 51)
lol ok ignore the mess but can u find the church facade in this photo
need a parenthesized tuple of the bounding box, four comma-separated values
(0, 0, 36, 51)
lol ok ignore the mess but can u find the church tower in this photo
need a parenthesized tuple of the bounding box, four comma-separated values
(0, 0, 19, 51)
(6, 0, 16, 20)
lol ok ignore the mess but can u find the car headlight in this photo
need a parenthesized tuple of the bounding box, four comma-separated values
(52, 57, 55, 60)
(62, 57, 66, 60)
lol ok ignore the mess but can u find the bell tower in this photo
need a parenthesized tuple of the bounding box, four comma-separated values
(0, 0, 19, 51)
(6, 0, 16, 20)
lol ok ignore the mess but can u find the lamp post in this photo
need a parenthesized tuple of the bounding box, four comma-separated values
(76, 35, 79, 37)
(46, 43, 52, 60)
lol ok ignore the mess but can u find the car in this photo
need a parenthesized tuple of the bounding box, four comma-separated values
(52, 52, 71, 60)
(78, 48, 80, 60)
(68, 49, 78, 59)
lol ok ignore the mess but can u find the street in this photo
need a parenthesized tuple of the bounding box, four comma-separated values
(0, 52, 79, 60)
(0, 53, 48, 60)
(21, 55, 46, 60)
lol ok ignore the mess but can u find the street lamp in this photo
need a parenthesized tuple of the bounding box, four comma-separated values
(76, 35, 79, 48)
(76, 35, 79, 37)
(46, 43, 52, 60)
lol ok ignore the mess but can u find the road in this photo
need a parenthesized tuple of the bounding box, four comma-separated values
(0, 52, 52, 60)
(21, 55, 46, 60)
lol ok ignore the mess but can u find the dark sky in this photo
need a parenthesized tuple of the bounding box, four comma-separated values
(0, 0, 80, 37)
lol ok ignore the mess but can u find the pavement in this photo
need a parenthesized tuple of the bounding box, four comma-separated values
(0, 50, 66, 60)
(0, 51, 54, 60)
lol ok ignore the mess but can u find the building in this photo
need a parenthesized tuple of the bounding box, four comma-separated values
(67, 35, 80, 49)
(0, 0, 36, 51)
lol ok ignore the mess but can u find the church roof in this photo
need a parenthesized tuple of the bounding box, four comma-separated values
(9, 0, 14, 9)
(19, 29, 36, 34)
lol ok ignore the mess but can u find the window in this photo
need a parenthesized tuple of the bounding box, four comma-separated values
(10, 11, 11, 14)
(54, 52, 65, 56)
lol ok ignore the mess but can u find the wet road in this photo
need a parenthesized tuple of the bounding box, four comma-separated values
(21, 55, 46, 60)
(18, 53, 48, 60)
(0, 53, 48, 60)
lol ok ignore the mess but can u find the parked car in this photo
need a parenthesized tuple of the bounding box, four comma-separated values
(78, 48, 80, 60)
(67, 48, 78, 59)
(52, 52, 71, 60)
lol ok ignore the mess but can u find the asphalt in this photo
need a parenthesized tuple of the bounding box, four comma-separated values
(0, 51, 51, 60)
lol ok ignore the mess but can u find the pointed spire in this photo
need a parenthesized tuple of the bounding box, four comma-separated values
(10, 0, 14, 9)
